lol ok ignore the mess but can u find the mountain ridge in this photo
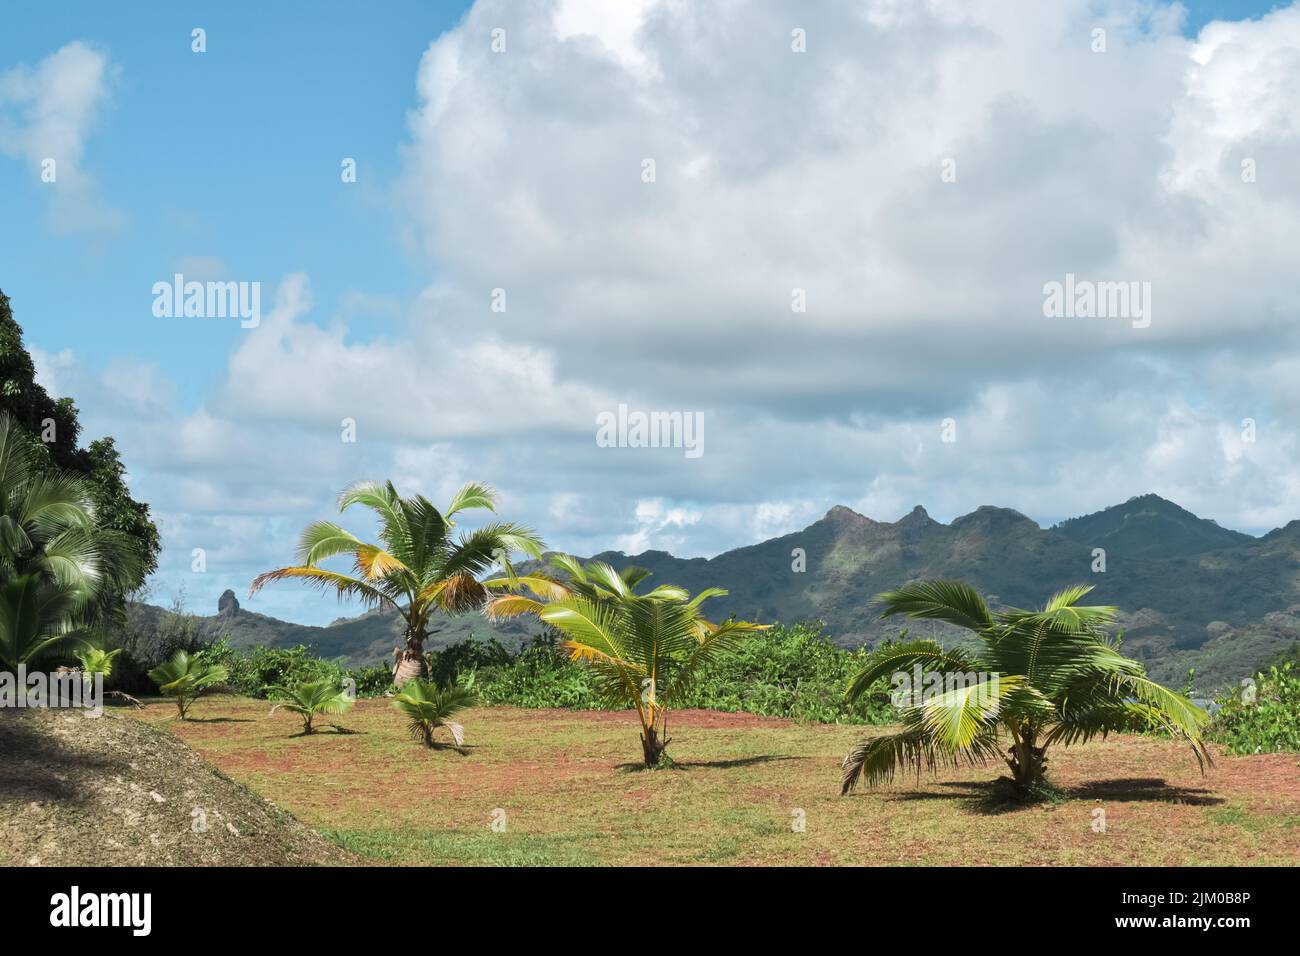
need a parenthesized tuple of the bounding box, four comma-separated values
(133, 493, 1297, 692)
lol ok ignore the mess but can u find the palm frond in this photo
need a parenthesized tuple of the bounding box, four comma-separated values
(444, 481, 499, 517)
(841, 723, 1003, 793)
(248, 566, 395, 609)
(295, 520, 364, 566)
(845, 638, 984, 702)
(874, 580, 993, 631)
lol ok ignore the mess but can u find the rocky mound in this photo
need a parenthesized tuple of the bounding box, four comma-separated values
(0, 709, 356, 866)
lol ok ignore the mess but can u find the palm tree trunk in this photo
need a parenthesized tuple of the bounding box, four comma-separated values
(1008, 730, 1047, 790)
(393, 627, 425, 685)
(640, 725, 665, 767)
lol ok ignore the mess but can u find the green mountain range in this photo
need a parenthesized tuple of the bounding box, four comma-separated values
(133, 493, 1300, 692)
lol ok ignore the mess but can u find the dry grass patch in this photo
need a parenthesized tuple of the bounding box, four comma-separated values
(136, 697, 1300, 866)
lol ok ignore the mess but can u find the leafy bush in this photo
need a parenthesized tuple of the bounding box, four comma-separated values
(423, 637, 515, 687)
(350, 663, 396, 697)
(473, 636, 603, 709)
(1208, 663, 1300, 754)
(678, 621, 895, 724)
(199, 639, 392, 699)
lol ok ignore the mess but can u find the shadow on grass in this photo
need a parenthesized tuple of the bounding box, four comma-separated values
(1067, 777, 1224, 806)
(420, 741, 474, 756)
(0, 712, 118, 804)
(184, 717, 255, 724)
(677, 755, 803, 770)
(615, 754, 801, 772)
(873, 776, 1224, 815)
(286, 725, 364, 739)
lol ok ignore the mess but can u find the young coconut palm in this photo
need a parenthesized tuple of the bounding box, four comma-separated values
(250, 480, 543, 684)
(269, 678, 355, 734)
(841, 580, 1212, 796)
(148, 650, 228, 719)
(74, 645, 122, 680)
(497, 555, 767, 767)
(392, 679, 476, 748)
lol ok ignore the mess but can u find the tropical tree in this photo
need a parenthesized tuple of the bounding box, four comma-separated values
(493, 554, 767, 767)
(148, 650, 229, 719)
(250, 480, 543, 684)
(0, 413, 145, 670)
(1, 290, 160, 592)
(392, 679, 476, 748)
(841, 580, 1212, 795)
(269, 678, 355, 734)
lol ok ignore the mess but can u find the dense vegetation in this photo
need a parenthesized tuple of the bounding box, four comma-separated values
(0, 289, 159, 603)
(0, 412, 148, 669)
(453, 622, 895, 724)
(1208, 662, 1300, 755)
(101, 618, 896, 725)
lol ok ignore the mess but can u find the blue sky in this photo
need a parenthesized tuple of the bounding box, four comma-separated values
(4, 0, 1299, 624)
(2, 1, 474, 405)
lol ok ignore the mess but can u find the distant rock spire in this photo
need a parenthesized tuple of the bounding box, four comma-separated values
(217, 589, 241, 617)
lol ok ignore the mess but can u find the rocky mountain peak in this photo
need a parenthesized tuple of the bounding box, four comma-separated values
(218, 589, 241, 617)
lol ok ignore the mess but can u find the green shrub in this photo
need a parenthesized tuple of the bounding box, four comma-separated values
(474, 637, 603, 709)
(678, 621, 895, 724)
(350, 663, 396, 697)
(199, 640, 392, 699)
(423, 637, 515, 687)
(1208, 663, 1300, 754)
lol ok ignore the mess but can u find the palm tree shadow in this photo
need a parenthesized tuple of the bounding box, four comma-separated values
(1066, 777, 1224, 807)
(677, 755, 802, 770)
(286, 725, 364, 739)
(426, 741, 474, 756)
(614, 754, 800, 772)
(184, 717, 254, 724)
(879, 776, 1223, 815)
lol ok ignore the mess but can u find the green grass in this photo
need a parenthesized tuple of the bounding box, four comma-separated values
(137, 697, 1300, 867)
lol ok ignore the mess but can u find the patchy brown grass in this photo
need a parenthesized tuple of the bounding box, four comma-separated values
(131, 697, 1300, 866)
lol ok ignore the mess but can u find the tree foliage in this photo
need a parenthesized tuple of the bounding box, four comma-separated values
(0, 289, 159, 604)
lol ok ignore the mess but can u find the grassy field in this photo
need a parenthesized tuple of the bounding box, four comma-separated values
(137, 697, 1300, 866)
